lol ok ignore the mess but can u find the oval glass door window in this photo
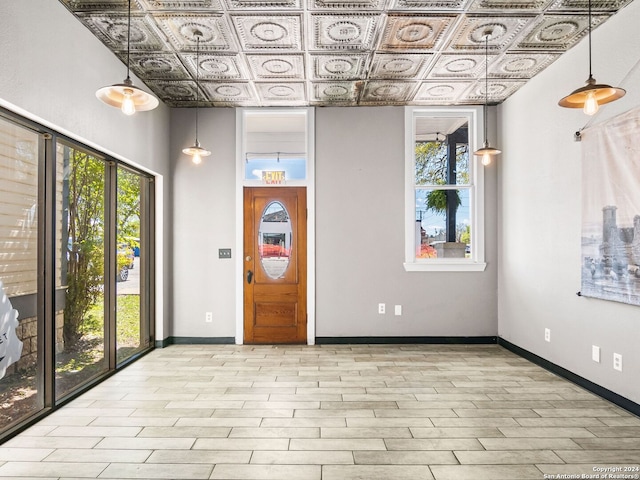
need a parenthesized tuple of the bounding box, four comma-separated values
(259, 201, 292, 279)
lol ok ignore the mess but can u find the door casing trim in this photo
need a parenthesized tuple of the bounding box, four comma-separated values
(234, 108, 315, 345)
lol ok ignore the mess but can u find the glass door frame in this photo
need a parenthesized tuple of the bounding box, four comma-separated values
(0, 106, 155, 441)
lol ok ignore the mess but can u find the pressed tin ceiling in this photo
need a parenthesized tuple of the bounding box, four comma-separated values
(59, 0, 633, 107)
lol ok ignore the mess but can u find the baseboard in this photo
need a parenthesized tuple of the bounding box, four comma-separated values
(498, 337, 640, 418)
(155, 336, 235, 347)
(315, 336, 497, 345)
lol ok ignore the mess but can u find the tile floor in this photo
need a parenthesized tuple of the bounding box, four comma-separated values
(0, 344, 638, 479)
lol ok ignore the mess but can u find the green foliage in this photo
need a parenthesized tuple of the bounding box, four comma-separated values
(117, 169, 141, 243)
(64, 150, 105, 347)
(459, 224, 471, 245)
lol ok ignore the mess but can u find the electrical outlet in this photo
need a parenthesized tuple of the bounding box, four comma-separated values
(613, 353, 623, 372)
(592, 345, 600, 363)
(378, 303, 385, 314)
(394, 305, 402, 316)
(544, 328, 551, 342)
(205, 312, 213, 323)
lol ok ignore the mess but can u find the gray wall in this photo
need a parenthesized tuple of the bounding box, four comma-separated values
(170, 108, 237, 338)
(316, 107, 498, 337)
(170, 106, 499, 339)
(499, 0, 640, 404)
(0, 0, 173, 340)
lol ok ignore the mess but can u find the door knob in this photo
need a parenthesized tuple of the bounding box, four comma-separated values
(247, 270, 253, 284)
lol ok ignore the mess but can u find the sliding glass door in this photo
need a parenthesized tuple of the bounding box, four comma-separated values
(0, 117, 44, 430)
(0, 108, 155, 436)
(116, 166, 152, 365)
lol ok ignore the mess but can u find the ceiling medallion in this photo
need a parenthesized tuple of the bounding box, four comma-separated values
(251, 22, 287, 42)
(268, 85, 295, 96)
(426, 84, 455, 97)
(106, 19, 146, 45)
(382, 58, 415, 73)
(445, 57, 478, 73)
(470, 23, 505, 45)
(502, 57, 537, 73)
(216, 85, 242, 97)
(141, 57, 174, 74)
(396, 23, 433, 43)
(538, 20, 578, 42)
(262, 59, 294, 74)
(179, 23, 217, 43)
(202, 58, 231, 75)
(323, 85, 350, 96)
(372, 84, 401, 97)
(324, 58, 355, 74)
(326, 21, 361, 42)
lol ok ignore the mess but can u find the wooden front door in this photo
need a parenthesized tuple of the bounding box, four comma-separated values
(243, 187, 307, 344)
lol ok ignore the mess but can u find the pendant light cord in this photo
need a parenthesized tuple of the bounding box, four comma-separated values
(484, 32, 489, 145)
(588, 0, 593, 79)
(126, 0, 131, 81)
(195, 33, 200, 145)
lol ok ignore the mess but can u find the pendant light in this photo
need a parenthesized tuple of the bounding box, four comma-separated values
(558, 0, 625, 115)
(474, 29, 501, 167)
(182, 30, 211, 165)
(96, 0, 159, 115)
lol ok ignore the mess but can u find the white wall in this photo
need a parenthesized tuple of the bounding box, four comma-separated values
(0, 0, 172, 340)
(499, 0, 640, 404)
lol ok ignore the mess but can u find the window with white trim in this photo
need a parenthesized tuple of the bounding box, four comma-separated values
(404, 107, 486, 272)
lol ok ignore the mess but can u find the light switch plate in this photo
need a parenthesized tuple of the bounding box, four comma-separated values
(219, 248, 232, 259)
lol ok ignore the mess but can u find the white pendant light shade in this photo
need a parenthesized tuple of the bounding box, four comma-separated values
(182, 142, 211, 165)
(96, 78, 159, 115)
(96, 0, 159, 114)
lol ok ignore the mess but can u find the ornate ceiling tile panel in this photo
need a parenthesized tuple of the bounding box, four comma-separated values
(414, 81, 472, 103)
(223, 0, 301, 10)
(311, 54, 368, 79)
(360, 81, 418, 104)
(247, 55, 306, 79)
(155, 14, 237, 52)
(427, 53, 487, 79)
(58, 0, 630, 107)
(462, 79, 527, 103)
(489, 52, 560, 78)
(515, 13, 607, 50)
(548, 0, 633, 11)
(145, 80, 200, 105)
(311, 14, 380, 50)
(445, 15, 535, 52)
(255, 82, 308, 103)
(140, 0, 223, 9)
(125, 52, 191, 79)
(202, 82, 255, 102)
(310, 0, 386, 9)
(60, 0, 144, 11)
(311, 82, 358, 103)
(181, 53, 247, 79)
(390, 0, 468, 11)
(370, 53, 430, 79)
(467, 0, 553, 12)
(233, 15, 302, 50)
(78, 12, 168, 51)
(379, 16, 455, 51)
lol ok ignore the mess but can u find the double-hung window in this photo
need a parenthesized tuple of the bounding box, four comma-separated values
(404, 106, 486, 272)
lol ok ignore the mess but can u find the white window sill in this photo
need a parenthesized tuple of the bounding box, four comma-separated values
(403, 261, 487, 272)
